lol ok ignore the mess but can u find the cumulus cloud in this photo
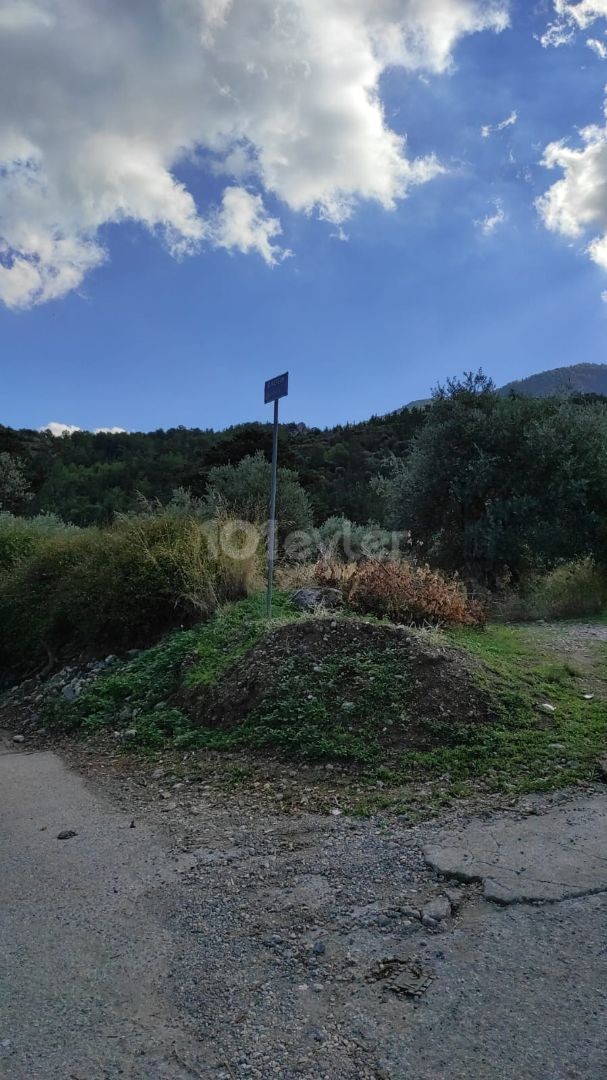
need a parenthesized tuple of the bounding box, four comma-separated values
(481, 110, 518, 138)
(538, 102, 607, 271)
(41, 423, 127, 436)
(0, 0, 509, 308)
(475, 199, 506, 234)
(210, 187, 289, 265)
(42, 422, 82, 438)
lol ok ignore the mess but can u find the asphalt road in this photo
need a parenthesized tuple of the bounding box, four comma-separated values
(0, 741, 208, 1079)
(1, 735, 607, 1079)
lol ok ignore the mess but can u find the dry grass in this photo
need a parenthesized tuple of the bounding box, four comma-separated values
(314, 557, 485, 627)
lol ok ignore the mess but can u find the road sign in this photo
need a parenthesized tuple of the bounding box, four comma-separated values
(265, 372, 289, 617)
(264, 372, 289, 404)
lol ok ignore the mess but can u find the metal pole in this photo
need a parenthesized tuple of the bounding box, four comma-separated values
(267, 397, 279, 617)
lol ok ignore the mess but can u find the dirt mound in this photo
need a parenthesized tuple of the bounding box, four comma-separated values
(178, 618, 498, 757)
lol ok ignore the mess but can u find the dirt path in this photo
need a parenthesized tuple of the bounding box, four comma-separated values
(523, 620, 607, 697)
(2, 733, 607, 1079)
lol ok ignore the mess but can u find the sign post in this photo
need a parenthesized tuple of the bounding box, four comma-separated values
(264, 372, 289, 618)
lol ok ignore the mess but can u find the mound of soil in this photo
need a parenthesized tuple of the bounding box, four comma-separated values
(178, 618, 499, 753)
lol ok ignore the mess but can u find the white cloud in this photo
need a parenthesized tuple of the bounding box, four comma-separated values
(541, 1, 607, 47)
(210, 187, 289, 265)
(42, 422, 81, 437)
(538, 109, 607, 271)
(41, 423, 127, 436)
(587, 35, 607, 56)
(481, 110, 518, 138)
(554, 1, 607, 30)
(475, 199, 506, 235)
(538, 4, 607, 284)
(0, 0, 509, 309)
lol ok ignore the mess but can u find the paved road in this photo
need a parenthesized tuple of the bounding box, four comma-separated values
(0, 740, 208, 1079)
(1, 736, 607, 1079)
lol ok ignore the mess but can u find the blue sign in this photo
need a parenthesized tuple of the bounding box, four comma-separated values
(264, 372, 289, 404)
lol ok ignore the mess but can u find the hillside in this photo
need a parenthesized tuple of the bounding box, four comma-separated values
(499, 363, 607, 399)
(3, 363, 607, 527)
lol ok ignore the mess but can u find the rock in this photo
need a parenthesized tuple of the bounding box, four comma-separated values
(421, 895, 452, 927)
(123, 728, 138, 740)
(539, 702, 556, 714)
(312, 940, 326, 956)
(12, 735, 25, 744)
(291, 587, 343, 612)
(444, 888, 464, 910)
(118, 706, 133, 722)
(62, 682, 82, 702)
(57, 830, 78, 840)
(599, 757, 607, 782)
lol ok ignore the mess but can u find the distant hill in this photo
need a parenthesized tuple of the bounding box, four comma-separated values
(498, 363, 607, 399)
(404, 363, 607, 409)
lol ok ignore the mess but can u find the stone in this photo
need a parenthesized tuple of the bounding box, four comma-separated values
(421, 896, 452, 927)
(57, 830, 78, 840)
(62, 683, 82, 702)
(444, 888, 464, 910)
(12, 735, 25, 744)
(599, 757, 607, 782)
(291, 587, 343, 613)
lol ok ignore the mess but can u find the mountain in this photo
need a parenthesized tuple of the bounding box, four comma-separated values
(498, 363, 607, 399)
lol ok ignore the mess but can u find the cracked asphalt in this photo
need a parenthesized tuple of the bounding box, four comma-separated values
(1, 735, 607, 1079)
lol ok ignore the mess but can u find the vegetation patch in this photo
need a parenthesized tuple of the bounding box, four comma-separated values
(395, 623, 607, 798)
(34, 599, 607, 807)
(0, 510, 259, 675)
(45, 593, 497, 763)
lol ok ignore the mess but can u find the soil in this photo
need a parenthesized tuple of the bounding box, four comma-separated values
(178, 617, 498, 750)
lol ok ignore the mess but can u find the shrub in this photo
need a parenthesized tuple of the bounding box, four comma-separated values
(497, 559, 607, 621)
(315, 516, 404, 561)
(0, 512, 77, 572)
(0, 511, 260, 673)
(315, 558, 485, 626)
(203, 451, 313, 539)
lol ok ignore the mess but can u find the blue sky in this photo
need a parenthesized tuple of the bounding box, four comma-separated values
(3, 0, 607, 432)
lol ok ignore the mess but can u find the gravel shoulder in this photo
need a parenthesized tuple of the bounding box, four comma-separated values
(2, 732, 607, 1079)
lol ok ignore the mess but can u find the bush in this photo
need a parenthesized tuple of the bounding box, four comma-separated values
(0, 512, 77, 572)
(203, 451, 313, 540)
(315, 516, 403, 561)
(315, 558, 485, 627)
(497, 559, 607, 621)
(0, 511, 259, 673)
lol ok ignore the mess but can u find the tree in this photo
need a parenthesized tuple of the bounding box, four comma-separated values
(375, 374, 607, 585)
(203, 451, 313, 539)
(0, 453, 32, 514)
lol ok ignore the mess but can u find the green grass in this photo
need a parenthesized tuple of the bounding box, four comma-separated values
(45, 598, 607, 807)
(395, 623, 607, 795)
(215, 644, 410, 762)
(45, 592, 301, 749)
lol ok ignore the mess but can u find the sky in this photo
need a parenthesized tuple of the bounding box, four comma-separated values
(3, 0, 607, 433)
